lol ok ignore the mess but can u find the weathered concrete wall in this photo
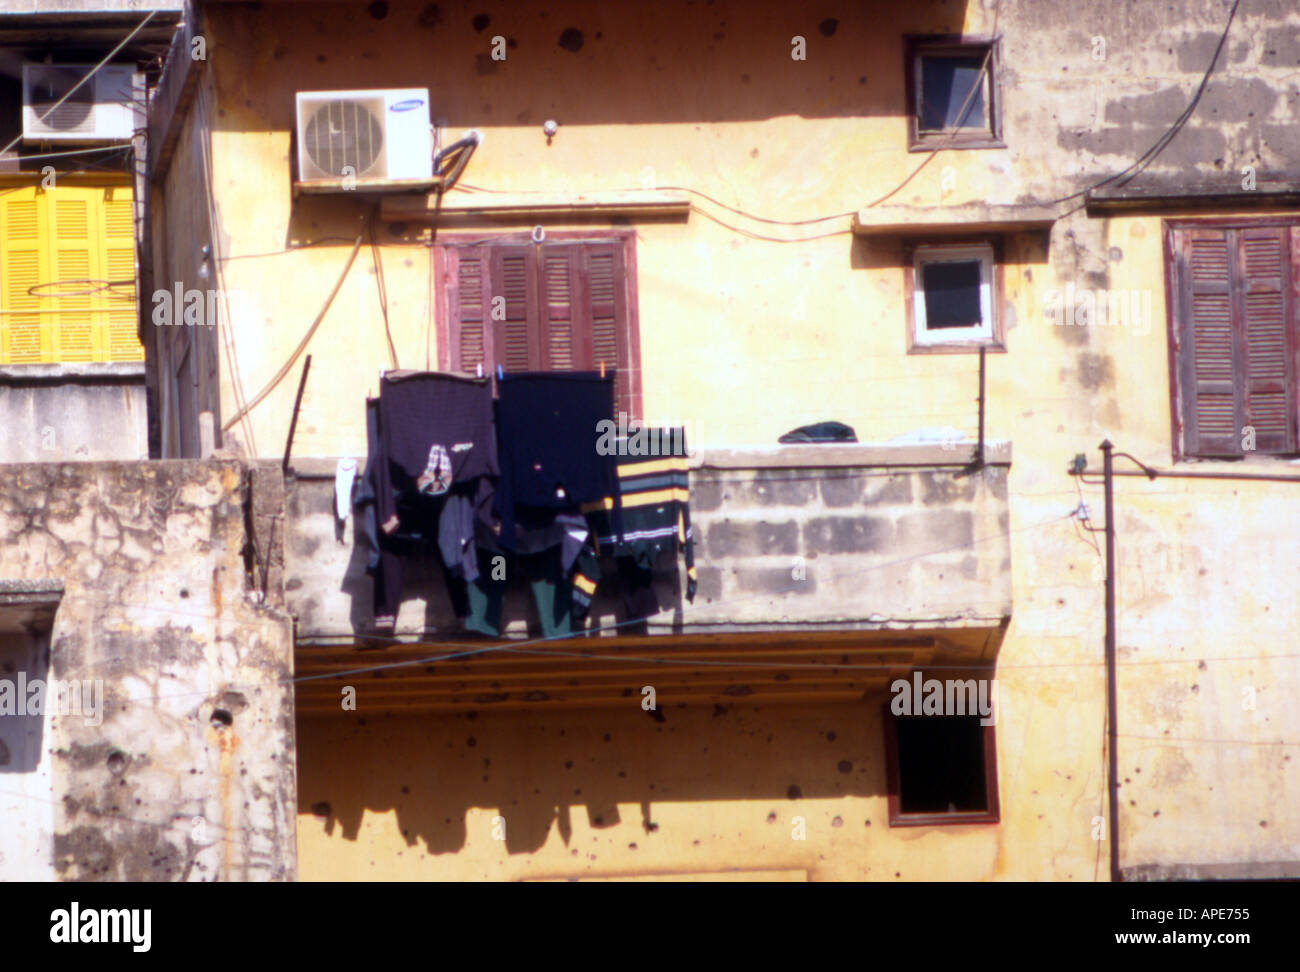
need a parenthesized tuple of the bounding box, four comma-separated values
(284, 448, 1012, 639)
(0, 460, 297, 880)
(0, 366, 148, 462)
(688, 453, 1011, 631)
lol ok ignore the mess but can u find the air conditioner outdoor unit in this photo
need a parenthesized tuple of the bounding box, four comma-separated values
(22, 63, 137, 143)
(294, 88, 433, 189)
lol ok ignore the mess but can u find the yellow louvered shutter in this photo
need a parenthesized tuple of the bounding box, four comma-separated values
(54, 196, 95, 361)
(101, 191, 140, 361)
(0, 183, 142, 365)
(1, 194, 47, 363)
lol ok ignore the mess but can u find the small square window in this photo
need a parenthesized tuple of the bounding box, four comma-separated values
(919, 54, 987, 132)
(906, 36, 1003, 150)
(908, 243, 1001, 352)
(885, 710, 1000, 826)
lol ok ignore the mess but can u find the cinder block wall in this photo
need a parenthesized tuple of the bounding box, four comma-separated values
(686, 461, 1011, 630)
(285, 451, 1011, 639)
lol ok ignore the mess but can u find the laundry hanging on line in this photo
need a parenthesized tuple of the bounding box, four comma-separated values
(353, 369, 694, 635)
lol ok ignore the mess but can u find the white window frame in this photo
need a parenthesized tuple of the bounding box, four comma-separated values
(911, 244, 996, 348)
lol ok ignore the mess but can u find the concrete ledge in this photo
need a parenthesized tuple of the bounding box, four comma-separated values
(1123, 860, 1300, 881)
(853, 203, 1057, 236)
(382, 189, 692, 222)
(0, 361, 146, 383)
(1086, 181, 1300, 214)
(0, 579, 64, 634)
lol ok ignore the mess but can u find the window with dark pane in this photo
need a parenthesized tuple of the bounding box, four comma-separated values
(921, 259, 983, 329)
(919, 53, 986, 131)
(895, 715, 988, 814)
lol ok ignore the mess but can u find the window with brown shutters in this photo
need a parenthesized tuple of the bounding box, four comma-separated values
(436, 233, 641, 420)
(1167, 221, 1299, 459)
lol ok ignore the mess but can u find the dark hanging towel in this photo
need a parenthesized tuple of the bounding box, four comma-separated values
(364, 374, 496, 628)
(492, 371, 620, 551)
(358, 396, 444, 628)
(581, 427, 697, 622)
(377, 371, 497, 534)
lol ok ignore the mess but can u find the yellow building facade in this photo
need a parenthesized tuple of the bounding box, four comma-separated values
(141, 0, 1300, 880)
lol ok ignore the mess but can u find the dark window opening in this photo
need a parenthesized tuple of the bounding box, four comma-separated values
(921, 260, 983, 329)
(895, 715, 988, 814)
(919, 54, 986, 131)
(884, 706, 999, 825)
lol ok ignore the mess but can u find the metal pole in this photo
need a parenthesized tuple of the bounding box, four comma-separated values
(1101, 439, 1121, 883)
(282, 354, 312, 477)
(976, 345, 986, 467)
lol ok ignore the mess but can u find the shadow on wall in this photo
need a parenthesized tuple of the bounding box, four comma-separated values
(296, 697, 888, 859)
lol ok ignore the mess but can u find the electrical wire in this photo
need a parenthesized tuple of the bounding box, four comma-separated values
(368, 208, 399, 370)
(1119, 733, 1300, 748)
(455, 179, 857, 227)
(0, 144, 132, 163)
(688, 202, 856, 243)
(218, 236, 402, 263)
(220, 234, 364, 432)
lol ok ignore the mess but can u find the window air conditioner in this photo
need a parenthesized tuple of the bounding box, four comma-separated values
(294, 88, 433, 190)
(22, 63, 137, 143)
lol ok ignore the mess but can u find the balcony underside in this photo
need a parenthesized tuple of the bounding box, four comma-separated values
(293, 626, 1001, 716)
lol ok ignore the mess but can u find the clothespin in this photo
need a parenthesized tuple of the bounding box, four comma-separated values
(497, 363, 504, 380)
(599, 361, 606, 379)
(476, 362, 483, 378)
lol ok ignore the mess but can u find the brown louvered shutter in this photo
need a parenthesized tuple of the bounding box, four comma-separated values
(1236, 227, 1295, 453)
(1172, 225, 1297, 457)
(540, 243, 580, 371)
(440, 238, 637, 418)
(493, 246, 539, 372)
(584, 242, 633, 420)
(536, 241, 631, 418)
(444, 245, 489, 374)
(1175, 228, 1239, 456)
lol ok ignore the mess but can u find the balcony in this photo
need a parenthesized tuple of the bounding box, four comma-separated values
(286, 441, 1012, 714)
